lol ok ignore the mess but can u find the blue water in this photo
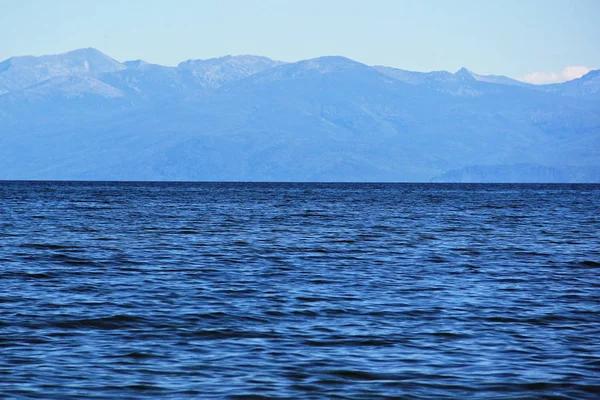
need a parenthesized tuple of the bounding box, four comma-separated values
(1, 182, 599, 399)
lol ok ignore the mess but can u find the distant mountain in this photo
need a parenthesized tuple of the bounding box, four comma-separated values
(98, 62, 195, 101)
(177, 55, 283, 88)
(5, 75, 124, 99)
(540, 69, 600, 97)
(0, 48, 598, 182)
(459, 68, 532, 87)
(432, 164, 600, 183)
(373, 66, 531, 94)
(0, 48, 125, 94)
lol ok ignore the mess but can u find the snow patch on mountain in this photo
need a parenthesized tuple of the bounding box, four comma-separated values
(0, 48, 125, 93)
(177, 55, 284, 88)
(5, 75, 124, 100)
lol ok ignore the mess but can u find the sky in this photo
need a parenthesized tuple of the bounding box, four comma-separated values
(0, 0, 598, 83)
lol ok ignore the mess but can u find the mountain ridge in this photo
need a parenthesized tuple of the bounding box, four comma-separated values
(0, 48, 598, 182)
(2, 48, 598, 95)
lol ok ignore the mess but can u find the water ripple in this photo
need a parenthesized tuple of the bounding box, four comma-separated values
(1, 182, 599, 399)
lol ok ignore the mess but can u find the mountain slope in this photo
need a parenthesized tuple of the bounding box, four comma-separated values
(177, 55, 283, 88)
(0, 49, 598, 182)
(432, 164, 600, 183)
(374, 66, 532, 96)
(540, 69, 600, 97)
(0, 48, 126, 94)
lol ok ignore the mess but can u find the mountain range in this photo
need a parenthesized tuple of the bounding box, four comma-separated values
(1, 48, 599, 182)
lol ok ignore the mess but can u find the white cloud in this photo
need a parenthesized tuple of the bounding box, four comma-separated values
(521, 66, 593, 85)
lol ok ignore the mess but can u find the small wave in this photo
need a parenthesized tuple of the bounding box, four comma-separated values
(19, 243, 71, 251)
(310, 248, 329, 253)
(579, 260, 600, 268)
(429, 331, 471, 338)
(310, 279, 334, 285)
(326, 369, 393, 381)
(514, 251, 549, 257)
(332, 239, 357, 244)
(50, 253, 96, 266)
(114, 351, 162, 360)
(52, 314, 147, 330)
(118, 384, 166, 392)
(264, 310, 287, 317)
(292, 309, 319, 317)
(304, 338, 396, 347)
(228, 395, 273, 400)
(182, 329, 279, 340)
(1, 271, 57, 280)
(426, 256, 447, 263)
(176, 229, 200, 235)
(296, 296, 329, 303)
(0, 296, 20, 303)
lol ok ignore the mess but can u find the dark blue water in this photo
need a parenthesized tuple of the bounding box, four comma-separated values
(1, 182, 599, 399)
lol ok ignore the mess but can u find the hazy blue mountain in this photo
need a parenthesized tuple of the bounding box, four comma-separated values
(540, 69, 600, 97)
(432, 164, 600, 183)
(0, 49, 598, 182)
(373, 66, 531, 95)
(177, 55, 284, 88)
(460, 68, 532, 87)
(371, 66, 434, 85)
(98, 61, 199, 101)
(4, 75, 124, 100)
(0, 48, 125, 94)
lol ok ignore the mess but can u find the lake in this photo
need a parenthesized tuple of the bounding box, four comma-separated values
(1, 182, 599, 398)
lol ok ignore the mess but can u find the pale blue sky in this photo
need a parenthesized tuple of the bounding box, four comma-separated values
(1, 0, 598, 81)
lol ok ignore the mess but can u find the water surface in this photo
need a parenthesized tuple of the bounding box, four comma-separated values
(1, 182, 599, 399)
